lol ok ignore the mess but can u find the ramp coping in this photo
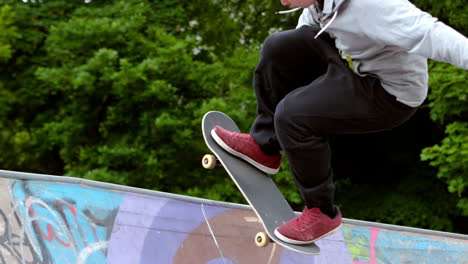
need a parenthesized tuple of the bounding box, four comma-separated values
(1, 169, 467, 240)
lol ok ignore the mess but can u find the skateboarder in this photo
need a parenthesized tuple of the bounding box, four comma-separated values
(211, 0, 468, 245)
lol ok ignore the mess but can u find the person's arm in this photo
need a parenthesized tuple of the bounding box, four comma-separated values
(359, 0, 468, 69)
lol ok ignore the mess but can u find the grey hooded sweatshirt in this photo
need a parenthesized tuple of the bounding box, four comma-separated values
(296, 0, 468, 107)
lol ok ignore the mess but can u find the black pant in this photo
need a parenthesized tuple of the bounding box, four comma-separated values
(250, 26, 416, 216)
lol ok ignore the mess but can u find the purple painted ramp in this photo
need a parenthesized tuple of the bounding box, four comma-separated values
(0, 170, 467, 264)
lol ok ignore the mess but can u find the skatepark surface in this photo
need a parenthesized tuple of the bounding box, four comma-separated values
(0, 169, 467, 264)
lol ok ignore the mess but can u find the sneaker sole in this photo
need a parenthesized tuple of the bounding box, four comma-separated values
(210, 128, 279, 175)
(273, 224, 342, 245)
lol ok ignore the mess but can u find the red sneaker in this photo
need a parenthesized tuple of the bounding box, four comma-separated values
(211, 126, 281, 174)
(274, 206, 342, 245)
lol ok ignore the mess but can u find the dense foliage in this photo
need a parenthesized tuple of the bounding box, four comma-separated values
(413, 0, 468, 218)
(421, 62, 468, 216)
(0, 0, 466, 233)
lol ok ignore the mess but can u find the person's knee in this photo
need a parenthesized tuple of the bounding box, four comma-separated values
(261, 33, 290, 62)
(274, 97, 304, 147)
(275, 95, 324, 148)
(274, 98, 292, 134)
(261, 27, 313, 62)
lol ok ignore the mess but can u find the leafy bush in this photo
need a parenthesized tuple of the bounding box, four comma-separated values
(421, 62, 468, 215)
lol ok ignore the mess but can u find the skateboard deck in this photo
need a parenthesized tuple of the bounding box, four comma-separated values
(201, 111, 320, 255)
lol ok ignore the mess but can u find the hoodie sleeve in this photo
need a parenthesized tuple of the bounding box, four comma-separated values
(359, 0, 468, 70)
(297, 7, 319, 28)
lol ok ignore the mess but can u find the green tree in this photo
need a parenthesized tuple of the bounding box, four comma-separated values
(0, 0, 466, 233)
(415, 0, 468, 219)
(0, 5, 18, 168)
(0, 0, 257, 202)
(0, 5, 17, 62)
(421, 62, 468, 215)
(412, 0, 467, 34)
(0, 0, 87, 172)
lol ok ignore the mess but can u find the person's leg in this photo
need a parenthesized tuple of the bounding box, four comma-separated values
(250, 25, 333, 156)
(272, 34, 416, 244)
(249, 25, 416, 216)
(211, 25, 417, 244)
(211, 26, 333, 175)
(274, 70, 416, 217)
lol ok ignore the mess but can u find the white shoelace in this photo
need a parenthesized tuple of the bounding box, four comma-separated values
(314, 10, 338, 39)
(274, 7, 339, 39)
(275, 7, 302, 14)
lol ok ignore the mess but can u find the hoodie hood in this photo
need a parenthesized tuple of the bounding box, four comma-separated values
(277, 0, 348, 38)
(322, 0, 347, 16)
(313, 0, 348, 38)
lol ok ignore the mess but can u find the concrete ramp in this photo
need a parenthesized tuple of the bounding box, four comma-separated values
(0, 170, 467, 264)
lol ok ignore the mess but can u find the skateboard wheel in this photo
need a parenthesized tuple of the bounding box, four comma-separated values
(202, 154, 217, 169)
(255, 232, 269, 247)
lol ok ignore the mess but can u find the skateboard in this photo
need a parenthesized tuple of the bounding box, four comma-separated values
(201, 111, 320, 255)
